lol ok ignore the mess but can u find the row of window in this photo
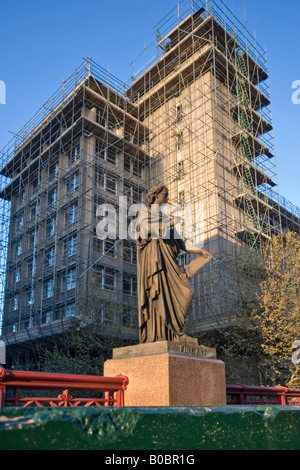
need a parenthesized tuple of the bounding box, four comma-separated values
(13, 204, 78, 257)
(13, 237, 136, 287)
(16, 174, 79, 227)
(94, 167, 144, 202)
(14, 236, 77, 282)
(16, 199, 78, 231)
(6, 302, 76, 333)
(94, 238, 137, 263)
(25, 144, 81, 198)
(10, 267, 137, 312)
(16, 235, 136, 272)
(11, 267, 77, 310)
(95, 110, 146, 149)
(6, 298, 138, 334)
(16, 175, 144, 236)
(23, 140, 143, 207)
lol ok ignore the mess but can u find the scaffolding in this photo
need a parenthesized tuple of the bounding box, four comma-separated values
(0, 59, 150, 349)
(0, 0, 299, 349)
(125, 0, 299, 327)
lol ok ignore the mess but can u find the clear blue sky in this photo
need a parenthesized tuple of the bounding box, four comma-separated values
(0, 0, 299, 207)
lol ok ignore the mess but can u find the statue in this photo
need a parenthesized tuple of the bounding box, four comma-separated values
(136, 183, 213, 344)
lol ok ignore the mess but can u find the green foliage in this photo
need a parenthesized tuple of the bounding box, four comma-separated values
(252, 231, 300, 387)
(185, 232, 300, 387)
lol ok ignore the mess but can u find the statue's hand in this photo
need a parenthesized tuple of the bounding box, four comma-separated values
(184, 241, 213, 258)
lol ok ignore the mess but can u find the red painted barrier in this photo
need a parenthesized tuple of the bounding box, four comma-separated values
(1, 367, 299, 408)
(0, 367, 129, 408)
(226, 383, 300, 405)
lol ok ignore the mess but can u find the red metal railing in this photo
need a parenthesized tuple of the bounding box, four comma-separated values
(226, 384, 300, 405)
(1, 367, 299, 408)
(0, 367, 129, 408)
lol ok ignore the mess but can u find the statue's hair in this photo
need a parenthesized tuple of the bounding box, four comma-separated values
(146, 183, 168, 205)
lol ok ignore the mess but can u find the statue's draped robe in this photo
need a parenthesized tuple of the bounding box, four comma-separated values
(136, 208, 195, 343)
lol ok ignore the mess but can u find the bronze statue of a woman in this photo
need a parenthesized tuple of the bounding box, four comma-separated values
(136, 183, 213, 344)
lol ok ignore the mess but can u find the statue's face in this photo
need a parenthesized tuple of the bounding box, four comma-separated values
(155, 188, 169, 205)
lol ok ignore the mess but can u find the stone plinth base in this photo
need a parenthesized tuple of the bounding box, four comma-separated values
(104, 341, 226, 407)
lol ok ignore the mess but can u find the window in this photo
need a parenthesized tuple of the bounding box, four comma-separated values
(31, 178, 39, 194)
(95, 138, 105, 156)
(45, 246, 55, 266)
(24, 317, 34, 329)
(30, 201, 40, 220)
(65, 303, 76, 318)
(106, 174, 117, 194)
(64, 234, 77, 257)
(179, 190, 185, 207)
(124, 181, 143, 203)
(68, 172, 79, 193)
(103, 239, 116, 257)
(177, 132, 183, 151)
(93, 237, 115, 257)
(27, 257, 37, 276)
(132, 159, 141, 177)
(46, 216, 56, 237)
(107, 147, 117, 165)
(122, 304, 137, 328)
(17, 212, 24, 229)
(94, 236, 103, 253)
(123, 241, 137, 264)
(103, 267, 115, 290)
(13, 294, 19, 311)
(29, 230, 38, 249)
(123, 273, 137, 296)
(48, 187, 57, 206)
(95, 139, 117, 165)
(16, 240, 22, 256)
(124, 155, 142, 177)
(176, 104, 183, 122)
(43, 277, 54, 299)
(94, 266, 116, 291)
(49, 162, 58, 181)
(177, 161, 184, 180)
(66, 202, 78, 225)
(95, 168, 117, 194)
(99, 301, 116, 324)
(69, 143, 80, 164)
(42, 310, 53, 324)
(66, 267, 76, 291)
(96, 108, 106, 126)
(12, 322, 18, 332)
(124, 155, 131, 173)
(25, 287, 35, 306)
(15, 265, 21, 283)
(19, 190, 25, 204)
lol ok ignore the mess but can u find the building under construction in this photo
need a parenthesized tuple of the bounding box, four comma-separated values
(0, 0, 299, 360)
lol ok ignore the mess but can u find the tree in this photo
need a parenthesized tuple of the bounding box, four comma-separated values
(252, 231, 300, 387)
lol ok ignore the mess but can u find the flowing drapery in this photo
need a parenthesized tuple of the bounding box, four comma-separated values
(136, 207, 196, 343)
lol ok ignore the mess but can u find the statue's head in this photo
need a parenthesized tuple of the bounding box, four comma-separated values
(146, 183, 169, 206)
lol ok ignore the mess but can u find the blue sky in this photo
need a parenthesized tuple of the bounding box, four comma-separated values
(0, 0, 299, 207)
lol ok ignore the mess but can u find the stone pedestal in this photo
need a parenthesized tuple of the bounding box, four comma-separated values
(104, 341, 226, 407)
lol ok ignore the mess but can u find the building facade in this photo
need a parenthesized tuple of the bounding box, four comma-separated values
(0, 0, 299, 354)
